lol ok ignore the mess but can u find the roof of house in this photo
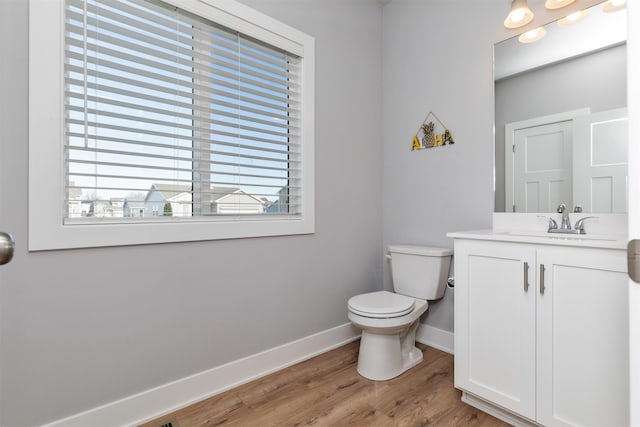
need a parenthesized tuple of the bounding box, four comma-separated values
(147, 184, 266, 204)
(214, 188, 265, 205)
(210, 186, 242, 202)
(146, 184, 192, 202)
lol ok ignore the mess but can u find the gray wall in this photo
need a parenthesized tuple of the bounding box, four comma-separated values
(0, 0, 383, 425)
(1, 0, 624, 424)
(381, 0, 501, 332)
(380, 0, 605, 333)
(494, 44, 627, 211)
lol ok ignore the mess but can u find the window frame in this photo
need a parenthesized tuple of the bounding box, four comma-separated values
(28, 0, 315, 251)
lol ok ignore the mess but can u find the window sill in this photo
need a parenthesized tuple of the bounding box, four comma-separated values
(29, 215, 314, 251)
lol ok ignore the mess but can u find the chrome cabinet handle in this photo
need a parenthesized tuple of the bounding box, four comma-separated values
(524, 262, 529, 291)
(539, 264, 545, 295)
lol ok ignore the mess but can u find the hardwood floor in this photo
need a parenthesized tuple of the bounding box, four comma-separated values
(141, 341, 510, 427)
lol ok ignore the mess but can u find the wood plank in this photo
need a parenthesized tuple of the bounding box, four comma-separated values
(141, 341, 509, 427)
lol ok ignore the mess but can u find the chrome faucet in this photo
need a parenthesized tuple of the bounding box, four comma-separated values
(574, 216, 599, 233)
(557, 203, 571, 230)
(538, 215, 558, 232)
(542, 204, 599, 235)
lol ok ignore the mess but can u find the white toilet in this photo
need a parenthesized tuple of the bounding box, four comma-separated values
(347, 245, 452, 381)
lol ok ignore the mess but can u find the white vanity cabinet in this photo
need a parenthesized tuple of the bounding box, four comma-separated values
(454, 240, 537, 420)
(453, 237, 628, 427)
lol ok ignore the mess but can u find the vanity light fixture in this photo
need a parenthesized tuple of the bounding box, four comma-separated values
(557, 9, 589, 27)
(518, 26, 547, 43)
(602, 0, 627, 13)
(504, 0, 534, 29)
(545, 0, 576, 10)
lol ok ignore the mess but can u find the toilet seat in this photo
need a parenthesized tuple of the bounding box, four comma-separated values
(348, 291, 415, 318)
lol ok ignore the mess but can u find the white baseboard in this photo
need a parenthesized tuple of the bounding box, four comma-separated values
(416, 323, 454, 354)
(43, 323, 360, 427)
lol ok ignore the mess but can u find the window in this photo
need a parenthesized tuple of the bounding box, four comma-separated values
(29, 0, 315, 250)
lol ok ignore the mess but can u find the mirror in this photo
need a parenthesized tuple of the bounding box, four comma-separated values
(494, 2, 628, 213)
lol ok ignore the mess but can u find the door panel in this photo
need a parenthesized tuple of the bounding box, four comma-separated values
(573, 108, 628, 213)
(513, 122, 573, 213)
(454, 241, 536, 419)
(505, 110, 589, 213)
(537, 247, 628, 427)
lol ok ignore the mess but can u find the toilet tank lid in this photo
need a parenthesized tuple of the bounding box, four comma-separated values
(388, 245, 453, 257)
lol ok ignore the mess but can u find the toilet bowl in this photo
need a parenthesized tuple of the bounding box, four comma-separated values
(347, 245, 452, 381)
(348, 291, 428, 380)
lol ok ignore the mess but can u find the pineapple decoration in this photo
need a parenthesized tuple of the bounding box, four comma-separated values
(421, 122, 435, 149)
(411, 111, 454, 151)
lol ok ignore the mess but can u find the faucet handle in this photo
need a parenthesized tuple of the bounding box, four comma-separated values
(574, 216, 599, 233)
(537, 215, 558, 231)
(557, 203, 567, 213)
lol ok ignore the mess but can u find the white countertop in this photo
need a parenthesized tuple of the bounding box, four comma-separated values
(446, 229, 627, 250)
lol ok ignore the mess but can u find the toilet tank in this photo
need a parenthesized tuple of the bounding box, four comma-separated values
(388, 245, 453, 300)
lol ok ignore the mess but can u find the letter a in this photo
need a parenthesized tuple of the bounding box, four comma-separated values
(411, 135, 421, 151)
(444, 129, 455, 144)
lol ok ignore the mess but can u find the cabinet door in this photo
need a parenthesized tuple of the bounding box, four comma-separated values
(454, 240, 536, 419)
(537, 247, 628, 427)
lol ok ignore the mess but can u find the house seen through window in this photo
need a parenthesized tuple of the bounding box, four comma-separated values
(65, 0, 301, 221)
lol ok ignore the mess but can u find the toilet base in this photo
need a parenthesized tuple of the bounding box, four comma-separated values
(356, 319, 423, 381)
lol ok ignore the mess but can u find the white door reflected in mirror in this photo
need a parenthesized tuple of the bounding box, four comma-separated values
(573, 108, 628, 213)
(506, 108, 627, 213)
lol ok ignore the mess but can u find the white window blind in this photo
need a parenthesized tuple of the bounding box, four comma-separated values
(64, 0, 302, 222)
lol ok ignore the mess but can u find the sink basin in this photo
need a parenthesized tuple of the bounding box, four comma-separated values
(497, 230, 618, 242)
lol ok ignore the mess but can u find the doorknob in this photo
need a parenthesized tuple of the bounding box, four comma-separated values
(629, 240, 640, 283)
(0, 232, 15, 265)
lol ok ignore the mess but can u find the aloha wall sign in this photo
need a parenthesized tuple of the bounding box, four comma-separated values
(411, 111, 455, 151)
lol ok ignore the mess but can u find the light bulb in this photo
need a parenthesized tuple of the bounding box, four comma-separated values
(505, 0, 534, 29)
(510, 9, 525, 23)
(558, 9, 589, 26)
(566, 11, 582, 21)
(518, 26, 546, 43)
(545, 0, 576, 10)
(603, 0, 627, 12)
